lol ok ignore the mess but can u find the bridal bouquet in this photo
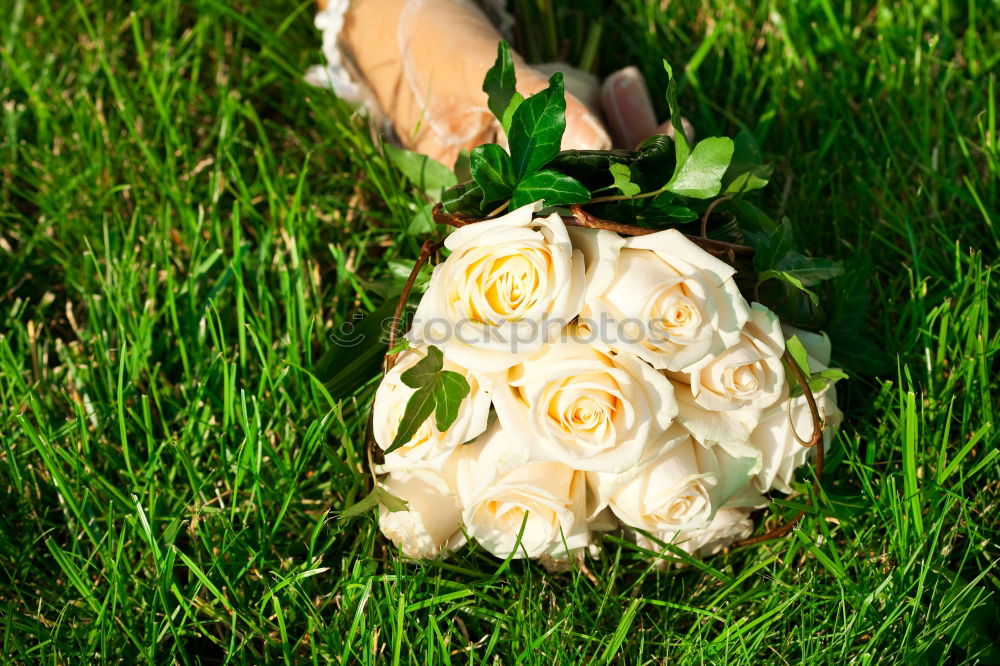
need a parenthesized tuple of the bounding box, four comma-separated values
(354, 44, 846, 565)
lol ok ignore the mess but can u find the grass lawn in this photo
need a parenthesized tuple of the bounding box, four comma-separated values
(1, 0, 998, 662)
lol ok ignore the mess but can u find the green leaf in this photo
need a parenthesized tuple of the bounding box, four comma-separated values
(483, 41, 518, 124)
(749, 219, 795, 272)
(500, 92, 524, 135)
(543, 138, 677, 194)
(663, 60, 690, 168)
(340, 486, 409, 519)
(453, 150, 472, 182)
(749, 220, 843, 286)
(511, 169, 590, 208)
(508, 72, 566, 178)
(384, 144, 457, 198)
(587, 191, 696, 227)
(760, 269, 819, 306)
(609, 163, 641, 196)
(785, 335, 812, 375)
(386, 346, 473, 453)
(406, 202, 435, 236)
(386, 384, 435, 453)
(433, 370, 471, 431)
(441, 180, 485, 215)
(385, 260, 432, 296)
(721, 198, 777, 234)
(806, 368, 849, 393)
(722, 130, 773, 194)
(399, 345, 444, 389)
(648, 193, 698, 222)
(774, 253, 845, 287)
(633, 135, 679, 191)
(665, 136, 735, 198)
(470, 144, 516, 203)
(545, 148, 640, 191)
(387, 338, 411, 355)
(816, 368, 849, 382)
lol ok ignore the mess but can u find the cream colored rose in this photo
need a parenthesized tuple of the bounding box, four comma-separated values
(579, 229, 750, 371)
(589, 430, 761, 533)
(634, 508, 754, 561)
(373, 347, 491, 472)
(378, 468, 465, 559)
(491, 332, 678, 473)
(456, 426, 591, 559)
(684, 303, 786, 411)
(669, 381, 763, 444)
(408, 203, 602, 371)
(668, 303, 786, 442)
(751, 377, 843, 494)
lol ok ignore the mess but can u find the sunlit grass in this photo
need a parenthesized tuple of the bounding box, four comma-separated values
(0, 0, 997, 662)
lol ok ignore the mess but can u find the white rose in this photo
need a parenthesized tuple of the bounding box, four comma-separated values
(682, 303, 786, 410)
(634, 508, 754, 561)
(589, 431, 761, 534)
(579, 228, 750, 371)
(378, 467, 465, 559)
(456, 426, 590, 559)
(408, 203, 603, 371)
(491, 331, 678, 473)
(751, 376, 843, 494)
(668, 303, 786, 442)
(670, 381, 763, 443)
(373, 347, 492, 472)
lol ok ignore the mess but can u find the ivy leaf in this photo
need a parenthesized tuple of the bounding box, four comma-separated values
(511, 169, 590, 208)
(633, 135, 678, 191)
(441, 180, 485, 215)
(501, 93, 525, 136)
(399, 345, 444, 388)
(545, 148, 640, 191)
(433, 370, 471, 431)
(663, 60, 690, 168)
(387, 384, 436, 453)
(385, 345, 473, 454)
(587, 192, 697, 227)
(483, 41, 518, 124)
(665, 136, 735, 198)
(384, 144, 457, 198)
(609, 163, 641, 196)
(542, 137, 677, 194)
(340, 486, 409, 519)
(722, 130, 773, 194)
(470, 144, 516, 203)
(508, 72, 566, 179)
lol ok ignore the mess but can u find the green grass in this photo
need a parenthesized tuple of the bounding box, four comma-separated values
(1, 0, 998, 662)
